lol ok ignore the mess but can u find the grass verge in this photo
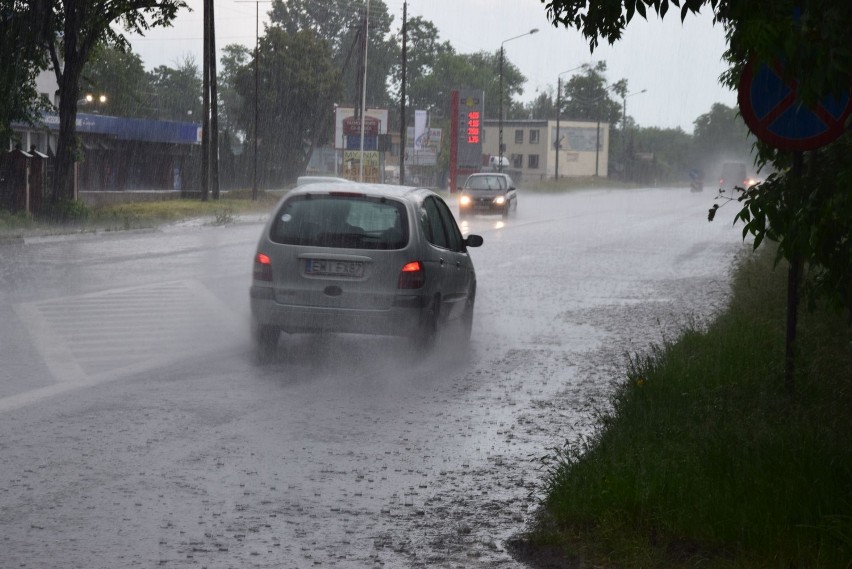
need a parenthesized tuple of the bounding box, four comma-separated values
(526, 176, 641, 193)
(521, 248, 852, 568)
(0, 189, 280, 236)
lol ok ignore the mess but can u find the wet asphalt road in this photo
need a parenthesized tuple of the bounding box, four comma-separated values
(0, 187, 747, 568)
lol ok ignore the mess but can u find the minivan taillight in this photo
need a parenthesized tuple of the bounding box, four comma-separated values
(254, 252, 272, 281)
(398, 261, 425, 289)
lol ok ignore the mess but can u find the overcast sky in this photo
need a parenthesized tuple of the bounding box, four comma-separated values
(126, 0, 737, 133)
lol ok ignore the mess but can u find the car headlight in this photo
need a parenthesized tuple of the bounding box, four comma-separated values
(494, 195, 506, 205)
(459, 195, 471, 206)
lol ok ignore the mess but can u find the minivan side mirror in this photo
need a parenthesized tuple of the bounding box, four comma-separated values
(465, 234, 484, 248)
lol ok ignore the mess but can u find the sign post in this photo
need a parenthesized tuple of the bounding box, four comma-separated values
(449, 89, 484, 193)
(738, 59, 852, 152)
(738, 57, 852, 392)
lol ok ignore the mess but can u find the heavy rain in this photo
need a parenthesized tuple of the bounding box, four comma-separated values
(4, 0, 851, 568)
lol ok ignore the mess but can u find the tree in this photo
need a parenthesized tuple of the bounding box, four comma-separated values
(691, 102, 753, 172)
(79, 44, 149, 118)
(560, 62, 622, 124)
(269, 0, 396, 111)
(35, 0, 187, 201)
(233, 27, 341, 187)
(523, 88, 558, 120)
(146, 56, 202, 121)
(395, 16, 452, 87)
(217, 44, 251, 138)
(631, 125, 693, 182)
(0, 2, 51, 147)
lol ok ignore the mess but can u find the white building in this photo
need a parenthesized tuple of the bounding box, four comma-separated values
(482, 119, 610, 183)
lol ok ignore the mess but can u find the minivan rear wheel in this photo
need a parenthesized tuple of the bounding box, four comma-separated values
(254, 324, 280, 364)
(412, 302, 438, 352)
(460, 293, 475, 343)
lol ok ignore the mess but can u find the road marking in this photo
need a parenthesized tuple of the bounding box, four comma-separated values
(3, 279, 246, 413)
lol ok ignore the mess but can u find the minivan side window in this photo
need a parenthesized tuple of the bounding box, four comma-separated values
(421, 196, 449, 250)
(433, 197, 464, 252)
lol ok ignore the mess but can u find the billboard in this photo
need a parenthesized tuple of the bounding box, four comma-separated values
(334, 107, 389, 149)
(454, 90, 484, 169)
(552, 126, 601, 152)
(405, 126, 442, 166)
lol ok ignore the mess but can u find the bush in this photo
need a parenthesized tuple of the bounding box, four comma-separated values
(39, 198, 90, 223)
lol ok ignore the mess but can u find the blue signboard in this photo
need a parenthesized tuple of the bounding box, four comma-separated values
(738, 59, 852, 151)
(345, 135, 377, 150)
(37, 113, 201, 145)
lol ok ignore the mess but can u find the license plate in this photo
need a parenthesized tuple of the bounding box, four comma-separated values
(305, 258, 364, 278)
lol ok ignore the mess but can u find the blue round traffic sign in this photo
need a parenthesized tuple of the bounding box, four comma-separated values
(738, 58, 852, 151)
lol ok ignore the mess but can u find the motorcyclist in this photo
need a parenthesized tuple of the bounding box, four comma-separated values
(689, 168, 704, 192)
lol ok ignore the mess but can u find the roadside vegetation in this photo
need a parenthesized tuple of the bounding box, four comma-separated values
(0, 180, 639, 237)
(0, 189, 280, 237)
(521, 247, 852, 568)
(526, 176, 641, 193)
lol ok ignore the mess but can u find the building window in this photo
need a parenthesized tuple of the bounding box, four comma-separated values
(529, 129, 540, 144)
(512, 154, 523, 169)
(514, 129, 524, 144)
(528, 154, 540, 169)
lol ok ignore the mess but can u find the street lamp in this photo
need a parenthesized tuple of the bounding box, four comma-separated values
(78, 93, 107, 105)
(78, 93, 108, 114)
(554, 65, 587, 180)
(499, 28, 538, 173)
(621, 88, 647, 180)
(236, 0, 271, 200)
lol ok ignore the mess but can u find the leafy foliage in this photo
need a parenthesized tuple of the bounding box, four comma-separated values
(145, 57, 203, 121)
(543, 0, 717, 52)
(559, 62, 623, 124)
(269, 0, 396, 111)
(80, 45, 149, 118)
(691, 102, 752, 167)
(233, 27, 341, 187)
(711, 133, 852, 315)
(0, 2, 51, 146)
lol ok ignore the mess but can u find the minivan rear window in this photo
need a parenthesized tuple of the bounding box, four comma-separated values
(270, 194, 408, 249)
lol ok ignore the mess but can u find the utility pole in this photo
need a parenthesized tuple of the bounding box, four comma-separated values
(498, 29, 538, 173)
(399, 1, 406, 185)
(209, 0, 219, 199)
(201, 0, 219, 201)
(554, 65, 586, 180)
(201, 0, 210, 201)
(236, 0, 270, 200)
(358, 0, 370, 182)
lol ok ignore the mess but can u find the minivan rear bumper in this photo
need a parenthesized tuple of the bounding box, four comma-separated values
(250, 291, 426, 336)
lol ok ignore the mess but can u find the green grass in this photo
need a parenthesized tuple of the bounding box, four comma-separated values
(527, 249, 852, 568)
(525, 176, 640, 193)
(0, 189, 280, 236)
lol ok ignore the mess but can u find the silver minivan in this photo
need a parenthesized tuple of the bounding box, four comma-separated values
(250, 182, 484, 362)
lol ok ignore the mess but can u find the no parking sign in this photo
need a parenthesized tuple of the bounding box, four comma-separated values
(738, 58, 852, 151)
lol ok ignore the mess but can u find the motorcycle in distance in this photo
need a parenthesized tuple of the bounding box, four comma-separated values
(689, 168, 704, 192)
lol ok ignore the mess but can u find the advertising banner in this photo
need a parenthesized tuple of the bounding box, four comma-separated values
(414, 110, 427, 150)
(405, 127, 441, 166)
(334, 107, 388, 149)
(454, 90, 484, 168)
